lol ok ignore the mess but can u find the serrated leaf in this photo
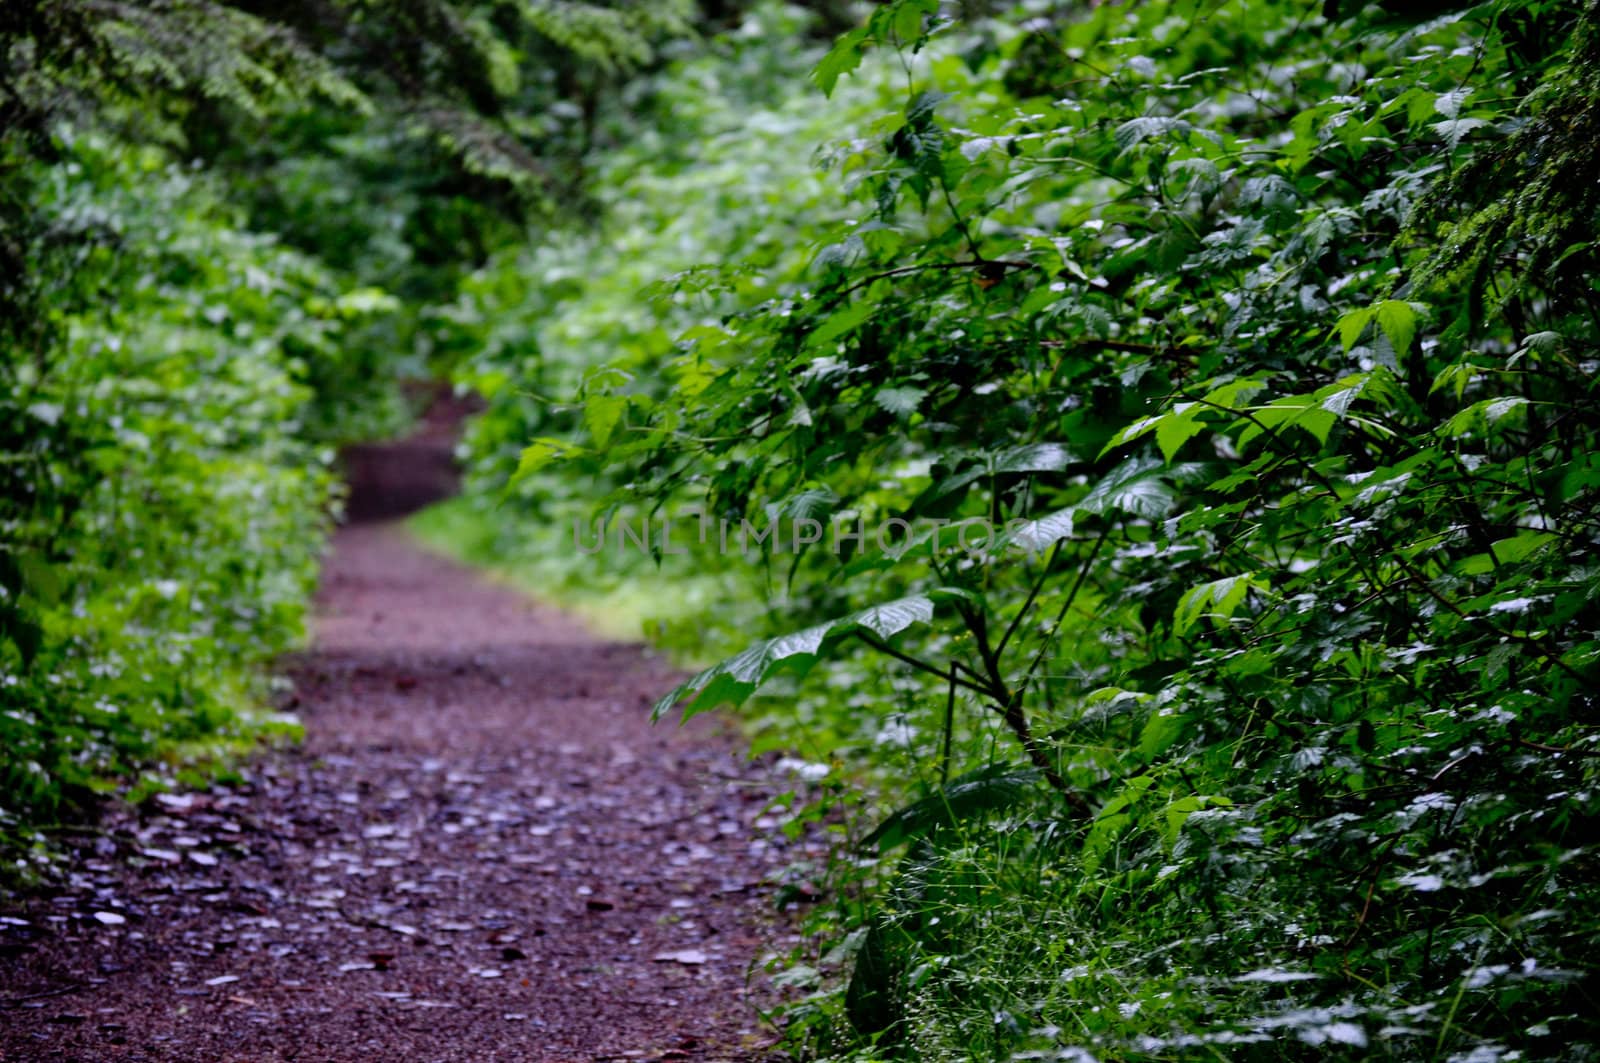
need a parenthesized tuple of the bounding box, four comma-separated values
(1006, 507, 1075, 554)
(1489, 530, 1557, 566)
(1374, 300, 1418, 356)
(583, 395, 627, 449)
(1155, 403, 1204, 463)
(1442, 396, 1530, 438)
(1315, 374, 1368, 416)
(874, 386, 925, 416)
(766, 488, 838, 524)
(926, 443, 1077, 501)
(1336, 307, 1374, 352)
(990, 442, 1075, 475)
(813, 27, 866, 96)
(1433, 88, 1470, 119)
(1100, 413, 1163, 456)
(1431, 116, 1488, 149)
(1201, 378, 1268, 410)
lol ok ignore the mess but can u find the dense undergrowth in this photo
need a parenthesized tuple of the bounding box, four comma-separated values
(447, 0, 1600, 1058)
(5, 0, 1597, 1057)
(0, 135, 341, 871)
(0, 0, 699, 880)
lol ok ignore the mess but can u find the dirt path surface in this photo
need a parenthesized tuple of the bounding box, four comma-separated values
(1, 522, 792, 1062)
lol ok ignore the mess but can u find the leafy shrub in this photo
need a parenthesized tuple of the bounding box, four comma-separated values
(486, 0, 1600, 1056)
(0, 135, 369, 874)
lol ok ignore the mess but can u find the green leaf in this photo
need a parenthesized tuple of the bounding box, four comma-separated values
(926, 443, 1077, 501)
(513, 438, 585, 483)
(990, 442, 1076, 475)
(1100, 413, 1164, 456)
(1374, 300, 1418, 356)
(1077, 456, 1183, 519)
(813, 27, 867, 96)
(1336, 307, 1374, 352)
(862, 763, 1042, 851)
(808, 299, 875, 349)
(892, 1, 923, 43)
(16, 553, 63, 605)
(1489, 530, 1557, 566)
(1442, 396, 1530, 438)
(874, 385, 925, 417)
(1163, 794, 1232, 846)
(653, 590, 973, 720)
(1138, 707, 1189, 760)
(1155, 403, 1204, 463)
(583, 395, 627, 449)
(1006, 507, 1075, 554)
(1174, 573, 1262, 635)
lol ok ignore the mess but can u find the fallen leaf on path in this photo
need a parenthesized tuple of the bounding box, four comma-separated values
(651, 949, 708, 965)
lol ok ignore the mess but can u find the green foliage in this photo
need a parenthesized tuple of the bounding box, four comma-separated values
(0, 134, 349, 872)
(0, 0, 709, 876)
(472, 0, 1600, 1056)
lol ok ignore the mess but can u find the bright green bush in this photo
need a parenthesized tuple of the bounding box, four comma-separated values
(0, 135, 372, 872)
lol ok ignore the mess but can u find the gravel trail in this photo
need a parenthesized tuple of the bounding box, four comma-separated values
(1, 521, 789, 1062)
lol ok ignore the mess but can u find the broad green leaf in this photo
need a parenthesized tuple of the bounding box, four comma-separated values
(1201, 378, 1268, 410)
(1138, 707, 1189, 760)
(926, 443, 1077, 501)
(892, 0, 923, 43)
(653, 590, 973, 720)
(1101, 413, 1163, 456)
(862, 763, 1042, 851)
(1374, 300, 1418, 356)
(990, 442, 1076, 475)
(583, 394, 627, 449)
(1155, 403, 1204, 463)
(1490, 530, 1558, 566)
(1174, 573, 1262, 635)
(1238, 385, 1358, 449)
(808, 299, 875, 349)
(1336, 307, 1374, 352)
(1442, 396, 1530, 437)
(813, 27, 866, 96)
(1006, 507, 1075, 554)
(1077, 456, 1181, 519)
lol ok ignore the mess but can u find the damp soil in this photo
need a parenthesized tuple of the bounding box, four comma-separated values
(1, 421, 801, 1062)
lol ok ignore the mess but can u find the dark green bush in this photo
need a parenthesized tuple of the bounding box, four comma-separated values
(474, 0, 1600, 1056)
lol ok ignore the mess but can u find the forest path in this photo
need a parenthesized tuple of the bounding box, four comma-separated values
(0, 521, 790, 1061)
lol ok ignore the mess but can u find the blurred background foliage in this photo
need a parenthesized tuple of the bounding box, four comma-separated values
(5, 0, 1600, 1059)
